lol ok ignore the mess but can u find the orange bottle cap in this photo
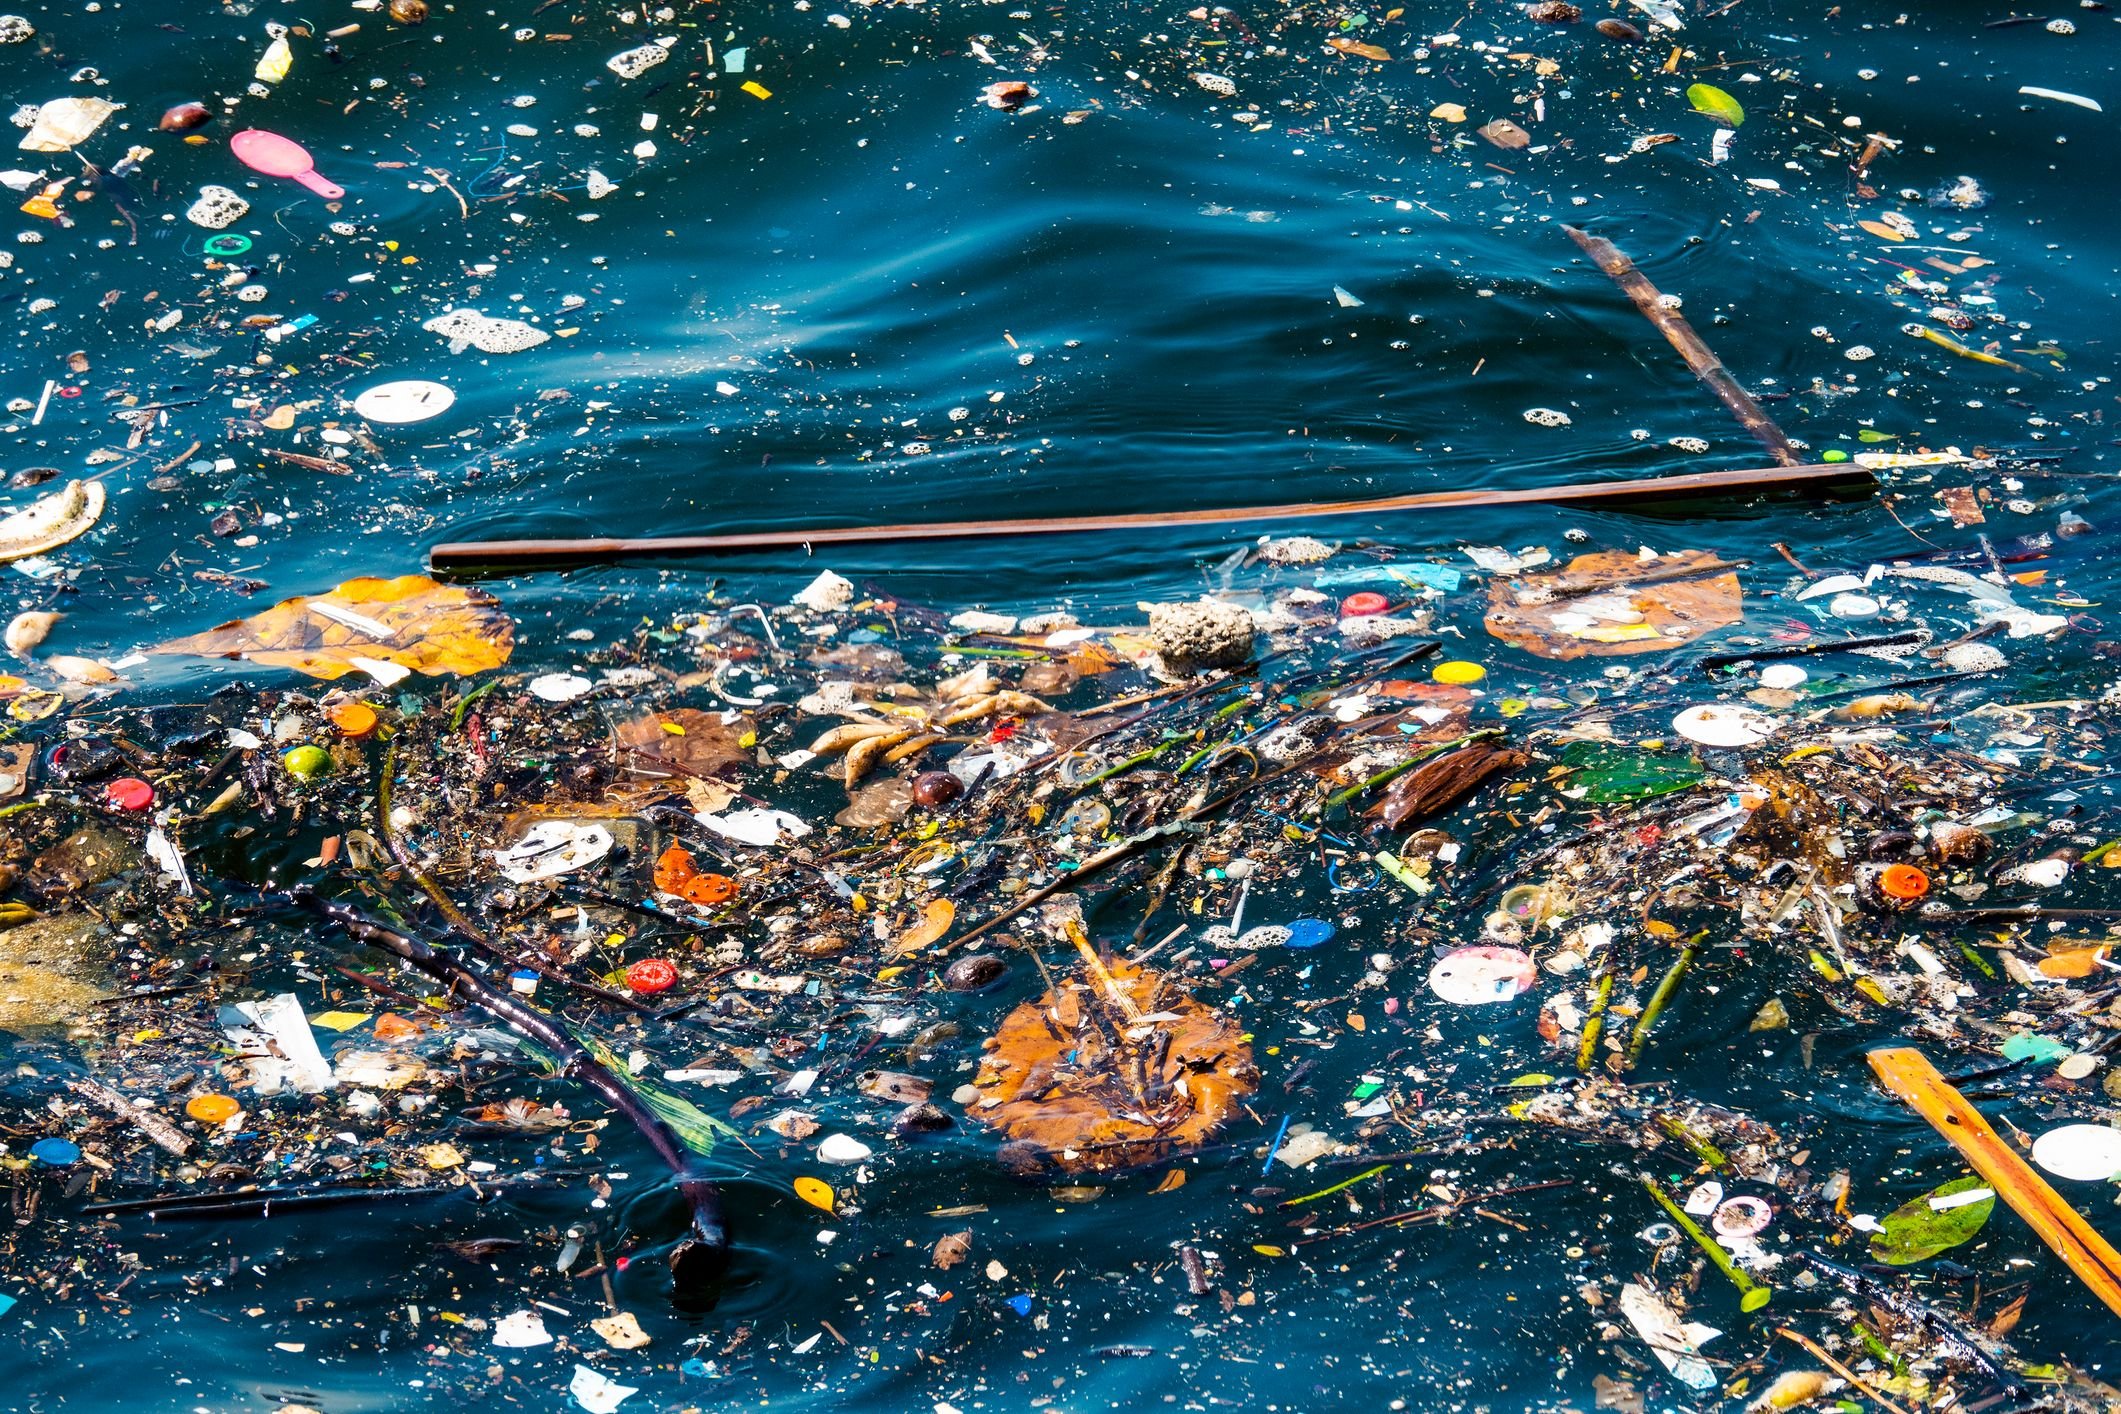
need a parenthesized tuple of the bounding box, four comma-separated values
(1879, 863, 1930, 900)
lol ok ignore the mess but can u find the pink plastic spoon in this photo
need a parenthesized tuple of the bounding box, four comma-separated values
(230, 129, 344, 200)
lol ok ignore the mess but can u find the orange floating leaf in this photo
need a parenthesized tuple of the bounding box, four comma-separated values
(890, 898, 956, 956)
(962, 960, 1256, 1175)
(793, 1176, 836, 1212)
(1485, 550, 1742, 661)
(151, 574, 513, 681)
(1326, 36, 1392, 61)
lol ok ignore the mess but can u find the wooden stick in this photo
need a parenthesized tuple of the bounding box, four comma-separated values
(427, 462, 1870, 572)
(1867, 1046, 2121, 1319)
(1562, 225, 1802, 468)
(1772, 1326, 1912, 1414)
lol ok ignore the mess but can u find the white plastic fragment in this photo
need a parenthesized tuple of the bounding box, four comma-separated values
(606, 42, 672, 80)
(528, 672, 594, 702)
(222, 993, 335, 1095)
(1617, 1283, 1717, 1390)
(816, 1133, 873, 1164)
(352, 379, 455, 425)
(1522, 407, 1572, 428)
(494, 820, 615, 882)
(186, 185, 251, 230)
(2019, 86, 2102, 112)
(423, 307, 551, 355)
(2032, 1124, 2121, 1182)
(695, 807, 813, 847)
(569, 1363, 638, 1414)
(492, 1309, 554, 1348)
(793, 569, 854, 611)
(18, 97, 119, 152)
(1672, 703, 1777, 748)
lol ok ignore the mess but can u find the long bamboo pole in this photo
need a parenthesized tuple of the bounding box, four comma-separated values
(428, 461, 1869, 572)
(1867, 1045, 2121, 1320)
(1562, 225, 1802, 467)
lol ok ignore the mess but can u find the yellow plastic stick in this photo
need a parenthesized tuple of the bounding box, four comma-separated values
(1867, 1046, 2121, 1320)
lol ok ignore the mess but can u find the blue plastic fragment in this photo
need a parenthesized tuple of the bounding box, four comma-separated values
(29, 1137, 80, 1166)
(1284, 918, 1335, 949)
(1005, 1294, 1034, 1317)
(0, 1292, 15, 1317)
(681, 1358, 712, 1377)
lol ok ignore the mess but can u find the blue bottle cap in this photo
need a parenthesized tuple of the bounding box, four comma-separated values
(29, 1137, 80, 1166)
(1284, 918, 1335, 949)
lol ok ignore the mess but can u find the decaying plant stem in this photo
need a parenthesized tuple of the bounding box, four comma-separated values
(1563, 225, 1800, 468)
(291, 889, 729, 1283)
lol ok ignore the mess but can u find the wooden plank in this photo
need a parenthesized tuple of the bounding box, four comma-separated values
(427, 460, 1872, 572)
(1867, 1045, 2121, 1320)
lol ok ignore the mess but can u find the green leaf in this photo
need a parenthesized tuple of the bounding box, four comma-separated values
(1557, 741, 1705, 804)
(577, 1032, 742, 1156)
(1686, 82, 1746, 128)
(1869, 1175, 1995, 1265)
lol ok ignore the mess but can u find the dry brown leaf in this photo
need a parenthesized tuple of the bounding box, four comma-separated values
(962, 960, 1256, 1174)
(151, 575, 513, 681)
(612, 706, 753, 779)
(1326, 36, 1392, 61)
(1858, 219, 1907, 242)
(1484, 550, 1741, 660)
(1370, 740, 1526, 829)
(1939, 484, 1985, 526)
(1479, 118, 1531, 149)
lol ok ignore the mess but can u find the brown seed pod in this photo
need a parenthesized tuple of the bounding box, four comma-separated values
(911, 770, 964, 807)
(1595, 18, 1643, 40)
(943, 953, 1007, 992)
(389, 0, 429, 23)
(159, 102, 212, 132)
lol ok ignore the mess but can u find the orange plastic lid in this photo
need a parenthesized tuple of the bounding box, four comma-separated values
(186, 1093, 241, 1125)
(1879, 863, 1930, 901)
(328, 700, 379, 738)
(685, 873, 738, 905)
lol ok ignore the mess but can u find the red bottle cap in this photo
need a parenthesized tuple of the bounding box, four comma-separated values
(1340, 592, 1391, 618)
(104, 777, 154, 811)
(625, 958, 678, 994)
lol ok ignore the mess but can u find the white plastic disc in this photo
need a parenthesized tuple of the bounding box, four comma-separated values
(353, 379, 456, 425)
(2032, 1124, 2121, 1182)
(1673, 703, 1778, 749)
(1828, 593, 1881, 620)
(1428, 946, 1537, 1006)
(1758, 663, 1809, 690)
(528, 672, 593, 702)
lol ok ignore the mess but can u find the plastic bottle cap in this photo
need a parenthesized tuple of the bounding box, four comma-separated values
(625, 958, 679, 994)
(186, 1094, 241, 1125)
(1339, 592, 1391, 618)
(29, 1137, 80, 1166)
(104, 777, 154, 811)
(1879, 864, 1930, 900)
(328, 700, 379, 738)
(1432, 661, 1487, 685)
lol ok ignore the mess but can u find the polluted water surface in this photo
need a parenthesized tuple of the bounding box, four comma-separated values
(0, 1, 2120, 1413)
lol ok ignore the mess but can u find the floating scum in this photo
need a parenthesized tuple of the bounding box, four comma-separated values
(8, 468, 2121, 1407)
